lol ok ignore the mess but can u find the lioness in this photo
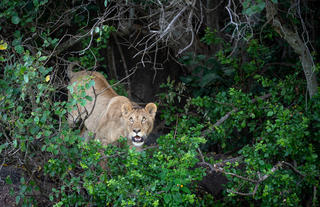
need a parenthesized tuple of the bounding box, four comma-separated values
(67, 63, 157, 150)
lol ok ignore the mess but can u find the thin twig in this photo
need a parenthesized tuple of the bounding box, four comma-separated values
(79, 86, 98, 130)
(133, 6, 187, 59)
(177, 0, 197, 55)
(113, 33, 132, 98)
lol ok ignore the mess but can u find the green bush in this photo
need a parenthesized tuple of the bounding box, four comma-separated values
(45, 133, 206, 206)
(156, 28, 320, 206)
(0, 49, 209, 206)
(159, 71, 319, 206)
(1, 1, 319, 206)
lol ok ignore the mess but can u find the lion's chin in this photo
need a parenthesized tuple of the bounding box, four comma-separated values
(132, 141, 144, 147)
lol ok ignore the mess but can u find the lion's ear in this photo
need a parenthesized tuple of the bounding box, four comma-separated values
(121, 103, 132, 117)
(145, 103, 157, 119)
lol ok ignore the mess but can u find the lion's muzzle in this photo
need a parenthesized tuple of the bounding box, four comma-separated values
(131, 131, 145, 147)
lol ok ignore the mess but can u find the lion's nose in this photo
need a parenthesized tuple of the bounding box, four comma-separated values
(133, 129, 141, 133)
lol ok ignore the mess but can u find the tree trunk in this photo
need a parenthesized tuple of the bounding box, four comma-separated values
(265, 0, 318, 98)
(206, 0, 222, 53)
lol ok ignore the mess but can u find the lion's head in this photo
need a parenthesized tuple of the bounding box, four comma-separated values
(121, 103, 157, 147)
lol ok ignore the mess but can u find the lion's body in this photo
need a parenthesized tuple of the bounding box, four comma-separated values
(67, 64, 157, 149)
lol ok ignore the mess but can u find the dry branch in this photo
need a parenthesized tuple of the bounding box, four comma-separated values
(133, 6, 188, 59)
(113, 33, 132, 98)
(265, 0, 318, 98)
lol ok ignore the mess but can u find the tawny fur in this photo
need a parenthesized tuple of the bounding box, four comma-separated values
(67, 63, 157, 149)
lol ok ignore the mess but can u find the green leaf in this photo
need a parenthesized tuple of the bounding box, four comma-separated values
(16, 195, 20, 204)
(0, 143, 8, 153)
(14, 45, 24, 54)
(21, 184, 27, 193)
(13, 139, 18, 148)
(80, 162, 88, 169)
(5, 175, 12, 184)
(197, 54, 206, 60)
(163, 194, 171, 204)
(267, 111, 273, 117)
(95, 27, 100, 33)
(11, 16, 20, 25)
(67, 85, 74, 93)
(241, 120, 246, 128)
(0, 56, 7, 62)
(34, 116, 39, 123)
(172, 193, 182, 203)
(79, 99, 87, 107)
(87, 184, 94, 194)
(180, 76, 193, 84)
(38, 56, 47, 61)
(256, 2, 265, 11)
(85, 95, 93, 101)
(88, 79, 95, 88)
(44, 130, 52, 137)
(104, 0, 110, 7)
(24, 74, 29, 83)
(259, 160, 265, 165)
(200, 73, 220, 87)
(243, 7, 254, 16)
(223, 68, 235, 76)
(181, 186, 191, 194)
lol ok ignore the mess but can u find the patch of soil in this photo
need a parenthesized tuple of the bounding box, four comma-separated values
(0, 167, 23, 207)
(0, 184, 19, 207)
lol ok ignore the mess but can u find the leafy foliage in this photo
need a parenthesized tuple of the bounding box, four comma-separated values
(180, 53, 234, 96)
(161, 26, 319, 206)
(1, 0, 320, 206)
(160, 71, 319, 206)
(0, 49, 208, 206)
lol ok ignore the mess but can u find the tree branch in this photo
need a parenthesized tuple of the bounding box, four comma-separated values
(265, 0, 318, 98)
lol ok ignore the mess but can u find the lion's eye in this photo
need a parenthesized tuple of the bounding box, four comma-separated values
(142, 117, 146, 123)
(129, 117, 134, 123)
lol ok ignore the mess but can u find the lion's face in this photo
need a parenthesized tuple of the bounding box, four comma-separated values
(121, 103, 157, 147)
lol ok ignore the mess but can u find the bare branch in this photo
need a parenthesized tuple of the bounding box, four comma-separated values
(113, 33, 132, 98)
(79, 86, 98, 130)
(177, 0, 197, 55)
(224, 0, 254, 41)
(133, 6, 188, 59)
(313, 185, 317, 207)
(265, 0, 318, 98)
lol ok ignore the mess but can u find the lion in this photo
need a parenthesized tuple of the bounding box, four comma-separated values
(67, 63, 157, 150)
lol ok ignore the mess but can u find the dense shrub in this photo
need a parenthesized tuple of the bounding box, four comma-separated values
(0, 51, 209, 206)
(1, 1, 320, 206)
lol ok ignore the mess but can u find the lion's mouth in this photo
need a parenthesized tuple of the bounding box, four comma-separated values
(132, 135, 143, 143)
(131, 136, 144, 147)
